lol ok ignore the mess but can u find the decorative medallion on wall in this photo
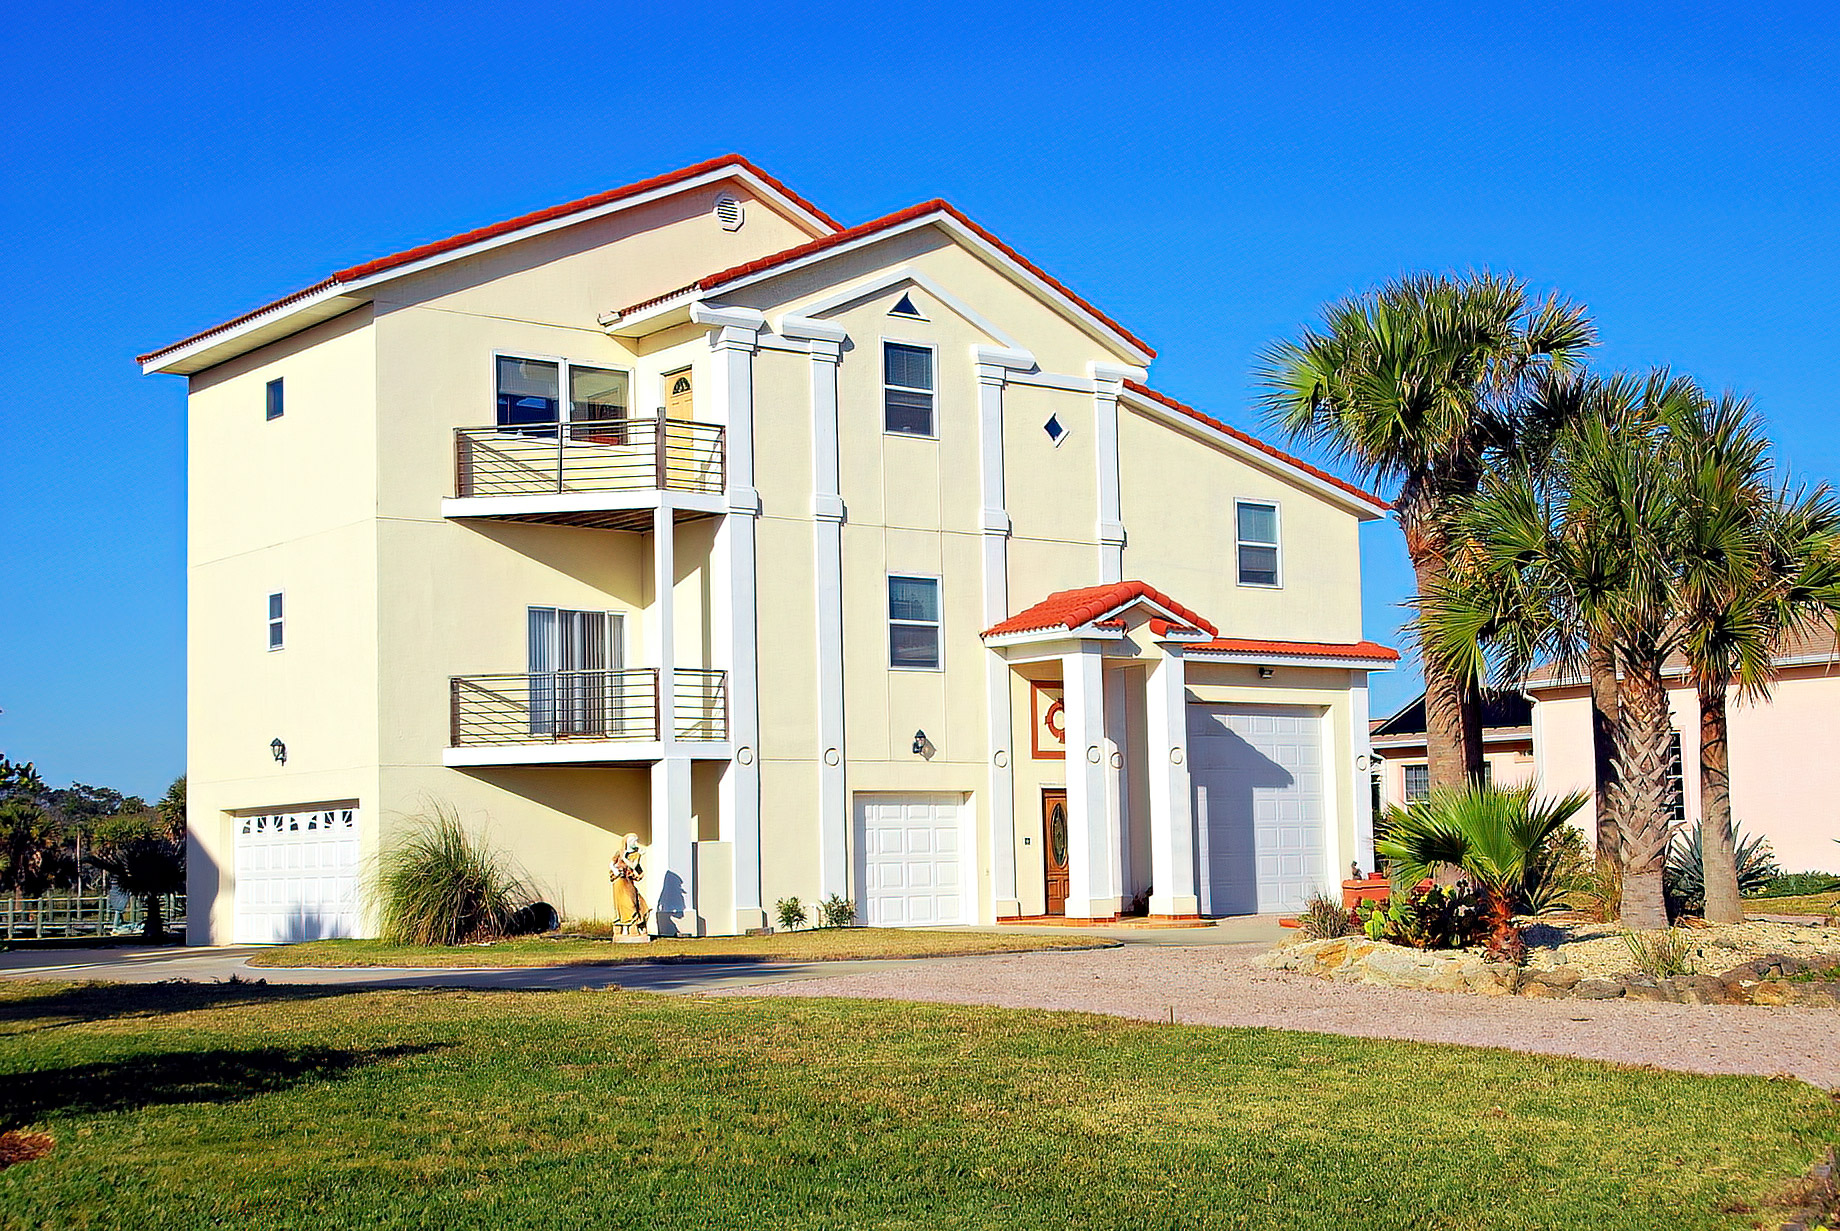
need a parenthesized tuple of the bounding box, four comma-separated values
(1031, 682, 1065, 760)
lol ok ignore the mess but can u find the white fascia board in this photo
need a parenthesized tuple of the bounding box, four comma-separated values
(1117, 387, 1387, 522)
(140, 291, 365, 375)
(981, 626, 1130, 650)
(1187, 649, 1399, 671)
(444, 740, 732, 768)
(144, 167, 828, 376)
(442, 491, 727, 520)
(693, 213, 1154, 366)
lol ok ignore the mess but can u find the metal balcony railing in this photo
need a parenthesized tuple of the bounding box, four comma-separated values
(453, 415, 726, 499)
(449, 668, 729, 747)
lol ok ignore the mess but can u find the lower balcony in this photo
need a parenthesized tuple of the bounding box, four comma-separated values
(444, 668, 728, 766)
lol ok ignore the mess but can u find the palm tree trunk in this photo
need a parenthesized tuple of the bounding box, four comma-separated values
(1612, 652, 1673, 930)
(1697, 682, 1744, 924)
(1587, 634, 1622, 863)
(1413, 553, 1483, 791)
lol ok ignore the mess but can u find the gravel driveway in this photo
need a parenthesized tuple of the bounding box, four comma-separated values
(712, 941, 1840, 1088)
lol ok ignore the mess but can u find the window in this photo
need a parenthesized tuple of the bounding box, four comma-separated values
(496, 356, 629, 434)
(888, 576, 941, 669)
(1044, 414, 1067, 446)
(1403, 764, 1429, 803)
(1236, 500, 1281, 587)
(889, 292, 926, 320)
(267, 592, 284, 650)
(1665, 732, 1686, 823)
(883, 342, 935, 437)
(527, 607, 626, 736)
(265, 378, 284, 421)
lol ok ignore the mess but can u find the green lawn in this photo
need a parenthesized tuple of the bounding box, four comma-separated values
(1745, 892, 1840, 917)
(1, 982, 1834, 1229)
(247, 928, 1110, 968)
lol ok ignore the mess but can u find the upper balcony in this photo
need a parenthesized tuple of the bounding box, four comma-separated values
(444, 416, 727, 531)
(443, 667, 729, 766)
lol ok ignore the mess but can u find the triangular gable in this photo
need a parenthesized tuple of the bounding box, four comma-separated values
(982, 581, 1216, 643)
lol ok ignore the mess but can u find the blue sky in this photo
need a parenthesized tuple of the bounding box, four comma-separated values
(3, 2, 1836, 798)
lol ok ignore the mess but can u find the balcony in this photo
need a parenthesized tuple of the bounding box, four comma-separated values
(446, 416, 727, 530)
(445, 668, 729, 766)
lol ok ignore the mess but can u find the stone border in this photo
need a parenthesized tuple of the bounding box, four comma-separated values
(1255, 938, 1840, 1006)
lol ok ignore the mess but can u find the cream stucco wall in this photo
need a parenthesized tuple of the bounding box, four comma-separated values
(1533, 670, 1840, 873)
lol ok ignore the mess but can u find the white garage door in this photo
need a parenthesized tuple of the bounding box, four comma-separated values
(233, 806, 362, 944)
(1188, 706, 1328, 915)
(854, 793, 965, 927)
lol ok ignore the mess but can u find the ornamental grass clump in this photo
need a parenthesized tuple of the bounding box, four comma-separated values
(1297, 892, 1353, 940)
(1621, 928, 1695, 979)
(375, 804, 533, 946)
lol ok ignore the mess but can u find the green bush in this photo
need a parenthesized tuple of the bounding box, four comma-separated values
(1356, 884, 1487, 950)
(1753, 871, 1840, 899)
(817, 894, 856, 928)
(774, 897, 807, 931)
(375, 805, 533, 945)
(1664, 823, 1779, 918)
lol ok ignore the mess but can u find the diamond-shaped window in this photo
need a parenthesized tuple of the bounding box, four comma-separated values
(1044, 415, 1067, 446)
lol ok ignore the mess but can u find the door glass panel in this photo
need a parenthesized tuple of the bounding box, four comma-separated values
(1050, 802, 1068, 866)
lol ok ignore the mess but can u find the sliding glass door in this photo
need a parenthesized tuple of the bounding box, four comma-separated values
(527, 608, 625, 737)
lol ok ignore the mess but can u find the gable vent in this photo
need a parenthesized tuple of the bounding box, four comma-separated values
(714, 193, 745, 231)
(889, 292, 926, 320)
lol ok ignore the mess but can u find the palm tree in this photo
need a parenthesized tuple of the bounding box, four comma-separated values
(1421, 371, 1705, 929)
(1261, 272, 1594, 791)
(1670, 393, 1840, 923)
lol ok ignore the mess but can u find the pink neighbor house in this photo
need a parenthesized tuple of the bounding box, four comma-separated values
(1525, 625, 1840, 874)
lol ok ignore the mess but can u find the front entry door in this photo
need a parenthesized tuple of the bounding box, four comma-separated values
(1042, 789, 1070, 916)
(663, 368, 694, 420)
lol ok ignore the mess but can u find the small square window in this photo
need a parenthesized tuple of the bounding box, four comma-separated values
(265, 378, 284, 421)
(888, 575, 941, 669)
(1044, 415, 1067, 446)
(1236, 500, 1281, 587)
(883, 343, 935, 437)
(267, 591, 285, 650)
(1404, 764, 1429, 803)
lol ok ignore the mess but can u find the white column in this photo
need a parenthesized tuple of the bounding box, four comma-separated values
(1349, 670, 1375, 877)
(1145, 646, 1199, 916)
(975, 345, 1032, 918)
(1061, 642, 1118, 918)
(693, 303, 767, 931)
(784, 316, 850, 901)
(650, 756, 698, 936)
(652, 503, 676, 747)
(1090, 364, 1131, 583)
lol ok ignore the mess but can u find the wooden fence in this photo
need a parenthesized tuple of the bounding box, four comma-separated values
(0, 893, 186, 941)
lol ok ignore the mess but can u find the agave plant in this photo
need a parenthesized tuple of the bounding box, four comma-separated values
(1663, 822, 1779, 920)
(1376, 785, 1588, 959)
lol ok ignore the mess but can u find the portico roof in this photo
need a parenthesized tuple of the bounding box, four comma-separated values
(981, 581, 1215, 642)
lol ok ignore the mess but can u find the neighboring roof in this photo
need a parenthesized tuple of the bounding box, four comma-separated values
(1370, 689, 1533, 739)
(611, 198, 1156, 361)
(1121, 382, 1390, 515)
(138, 154, 839, 372)
(1186, 637, 1401, 664)
(982, 581, 1216, 639)
(1523, 622, 1840, 690)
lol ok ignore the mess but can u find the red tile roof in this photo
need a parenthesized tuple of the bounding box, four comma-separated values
(139, 154, 837, 366)
(614, 199, 1156, 359)
(983, 581, 1216, 639)
(1122, 382, 1390, 512)
(1187, 637, 1401, 662)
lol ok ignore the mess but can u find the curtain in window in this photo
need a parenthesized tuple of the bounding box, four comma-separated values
(528, 609, 622, 737)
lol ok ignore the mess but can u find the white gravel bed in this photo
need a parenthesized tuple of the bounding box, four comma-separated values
(706, 942, 1840, 1088)
(1519, 918, 1840, 979)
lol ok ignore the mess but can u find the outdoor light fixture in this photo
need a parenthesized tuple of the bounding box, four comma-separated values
(1257, 666, 1275, 679)
(270, 738, 287, 765)
(912, 730, 927, 755)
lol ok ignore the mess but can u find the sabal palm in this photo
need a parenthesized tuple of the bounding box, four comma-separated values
(1670, 394, 1840, 922)
(1261, 272, 1594, 790)
(1421, 371, 1704, 929)
(1377, 785, 1587, 911)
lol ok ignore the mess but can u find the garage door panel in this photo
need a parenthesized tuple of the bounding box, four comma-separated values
(855, 794, 965, 927)
(1189, 706, 1328, 915)
(234, 806, 362, 944)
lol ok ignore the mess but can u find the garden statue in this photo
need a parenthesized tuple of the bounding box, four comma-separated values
(609, 833, 648, 939)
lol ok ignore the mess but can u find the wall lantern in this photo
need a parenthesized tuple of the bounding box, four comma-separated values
(1257, 666, 1275, 679)
(911, 730, 928, 756)
(270, 738, 287, 765)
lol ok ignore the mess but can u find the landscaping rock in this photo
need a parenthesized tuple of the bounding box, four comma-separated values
(1670, 975, 1734, 1006)
(1622, 977, 1672, 1003)
(1573, 979, 1626, 1000)
(1519, 980, 1565, 998)
(1748, 980, 1792, 1006)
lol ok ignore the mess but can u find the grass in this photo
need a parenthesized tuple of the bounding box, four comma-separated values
(1743, 893, 1840, 917)
(0, 982, 1834, 1229)
(246, 928, 1111, 968)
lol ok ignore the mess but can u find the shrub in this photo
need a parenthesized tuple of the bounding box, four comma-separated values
(1621, 928, 1695, 978)
(86, 811, 186, 940)
(1664, 823, 1779, 918)
(1356, 883, 1486, 950)
(817, 894, 856, 928)
(1572, 853, 1623, 923)
(1298, 892, 1353, 940)
(774, 896, 807, 931)
(375, 805, 532, 945)
(1754, 871, 1840, 899)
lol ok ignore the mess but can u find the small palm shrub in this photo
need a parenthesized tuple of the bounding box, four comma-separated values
(1664, 823, 1779, 918)
(375, 805, 532, 945)
(1621, 928, 1695, 978)
(1298, 892, 1353, 940)
(774, 896, 807, 931)
(817, 894, 856, 928)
